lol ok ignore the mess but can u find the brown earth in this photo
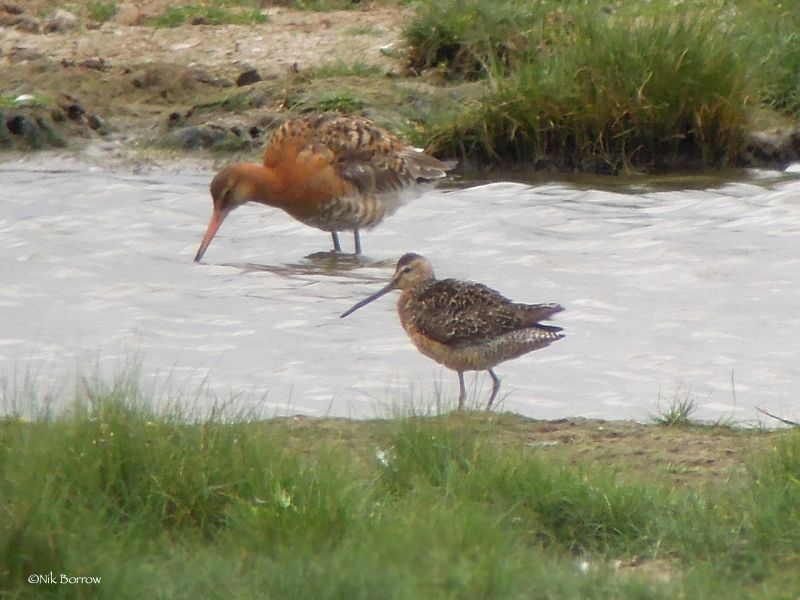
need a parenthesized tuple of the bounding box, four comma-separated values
(2, 2, 405, 75)
(271, 412, 784, 491)
(0, 1, 413, 160)
(1, 1, 798, 168)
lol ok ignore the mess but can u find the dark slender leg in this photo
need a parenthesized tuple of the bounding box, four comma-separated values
(331, 231, 342, 252)
(353, 229, 362, 255)
(486, 369, 501, 410)
(457, 371, 466, 410)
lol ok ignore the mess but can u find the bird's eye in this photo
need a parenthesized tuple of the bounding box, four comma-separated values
(402, 266, 412, 273)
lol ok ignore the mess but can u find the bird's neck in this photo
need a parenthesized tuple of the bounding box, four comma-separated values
(397, 279, 436, 313)
(236, 162, 325, 223)
(236, 163, 287, 207)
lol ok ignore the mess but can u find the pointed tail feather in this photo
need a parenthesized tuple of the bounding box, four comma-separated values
(520, 303, 564, 326)
(400, 148, 455, 181)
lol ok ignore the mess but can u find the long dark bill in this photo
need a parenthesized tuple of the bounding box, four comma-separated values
(340, 282, 396, 318)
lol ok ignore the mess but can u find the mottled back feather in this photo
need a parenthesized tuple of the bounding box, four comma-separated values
(407, 279, 564, 346)
(264, 113, 450, 197)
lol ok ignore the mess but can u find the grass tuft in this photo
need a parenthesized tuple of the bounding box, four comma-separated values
(2, 376, 800, 596)
(422, 6, 749, 172)
(652, 391, 700, 426)
(404, 0, 800, 171)
(404, 0, 549, 80)
(88, 0, 118, 22)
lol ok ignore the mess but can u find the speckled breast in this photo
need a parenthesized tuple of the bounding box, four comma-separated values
(403, 322, 562, 372)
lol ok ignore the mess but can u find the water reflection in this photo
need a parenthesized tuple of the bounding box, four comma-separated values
(224, 254, 396, 280)
(1, 157, 798, 424)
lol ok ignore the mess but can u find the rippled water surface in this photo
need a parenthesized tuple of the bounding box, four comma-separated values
(2, 158, 799, 423)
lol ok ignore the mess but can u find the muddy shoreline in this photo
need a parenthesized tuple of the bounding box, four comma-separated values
(2, 2, 799, 172)
(1, 3, 409, 164)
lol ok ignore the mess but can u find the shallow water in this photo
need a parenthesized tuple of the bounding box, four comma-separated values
(2, 158, 799, 423)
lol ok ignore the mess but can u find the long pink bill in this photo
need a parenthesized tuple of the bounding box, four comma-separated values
(194, 209, 228, 263)
(340, 282, 397, 318)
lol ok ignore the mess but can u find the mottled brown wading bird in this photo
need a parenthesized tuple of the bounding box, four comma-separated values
(194, 113, 452, 261)
(340, 253, 565, 410)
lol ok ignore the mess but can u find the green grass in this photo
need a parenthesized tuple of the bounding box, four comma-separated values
(344, 25, 384, 37)
(306, 61, 386, 79)
(404, 0, 800, 171)
(312, 91, 367, 112)
(87, 1, 117, 22)
(0, 93, 48, 109)
(150, 3, 267, 27)
(267, 0, 409, 8)
(651, 390, 700, 426)
(2, 377, 800, 597)
(404, 0, 549, 80)
(274, 0, 367, 10)
(732, 3, 800, 114)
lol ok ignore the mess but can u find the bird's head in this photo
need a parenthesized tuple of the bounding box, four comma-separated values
(389, 253, 435, 291)
(340, 253, 435, 318)
(194, 164, 260, 262)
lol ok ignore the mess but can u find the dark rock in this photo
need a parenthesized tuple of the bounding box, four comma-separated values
(65, 104, 86, 122)
(1, 107, 72, 150)
(169, 124, 229, 150)
(6, 114, 31, 135)
(162, 123, 254, 152)
(5, 113, 43, 149)
(87, 114, 105, 132)
(236, 68, 262, 87)
(741, 126, 800, 169)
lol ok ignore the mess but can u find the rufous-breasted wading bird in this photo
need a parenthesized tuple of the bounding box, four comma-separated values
(194, 113, 453, 261)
